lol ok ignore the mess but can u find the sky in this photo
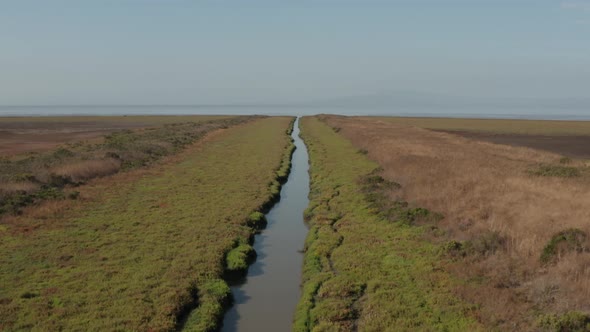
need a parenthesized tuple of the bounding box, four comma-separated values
(0, 0, 589, 106)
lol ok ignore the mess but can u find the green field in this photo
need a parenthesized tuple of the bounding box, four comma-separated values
(295, 116, 480, 331)
(370, 116, 590, 135)
(0, 117, 294, 331)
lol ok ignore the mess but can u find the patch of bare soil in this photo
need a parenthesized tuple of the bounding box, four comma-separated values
(438, 130, 590, 159)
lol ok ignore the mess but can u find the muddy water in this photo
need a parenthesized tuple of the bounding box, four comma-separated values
(221, 117, 309, 332)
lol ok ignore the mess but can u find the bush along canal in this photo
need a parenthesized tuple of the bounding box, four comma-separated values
(221, 117, 310, 331)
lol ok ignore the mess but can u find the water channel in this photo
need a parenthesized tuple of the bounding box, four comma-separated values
(221, 117, 310, 331)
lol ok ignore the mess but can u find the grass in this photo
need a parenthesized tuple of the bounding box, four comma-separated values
(368, 116, 590, 135)
(317, 115, 590, 330)
(0, 117, 294, 331)
(295, 116, 480, 331)
(0, 117, 253, 216)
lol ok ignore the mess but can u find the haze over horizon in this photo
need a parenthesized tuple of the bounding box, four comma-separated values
(1, 0, 589, 111)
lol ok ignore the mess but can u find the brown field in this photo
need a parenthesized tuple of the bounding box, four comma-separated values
(438, 131, 590, 159)
(372, 116, 590, 135)
(0, 115, 230, 156)
(321, 115, 590, 330)
(366, 116, 590, 159)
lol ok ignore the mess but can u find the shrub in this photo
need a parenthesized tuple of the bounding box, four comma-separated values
(52, 148, 75, 159)
(395, 207, 443, 226)
(399, 207, 430, 223)
(247, 211, 267, 230)
(201, 279, 231, 303)
(442, 240, 464, 256)
(359, 174, 401, 192)
(225, 244, 256, 271)
(0, 181, 38, 196)
(35, 186, 65, 200)
(20, 292, 39, 299)
(0, 192, 35, 215)
(68, 191, 80, 200)
(11, 173, 37, 183)
(303, 207, 315, 221)
(51, 159, 121, 184)
(104, 151, 121, 160)
(538, 311, 590, 331)
(541, 228, 588, 264)
(559, 157, 572, 165)
(529, 164, 581, 178)
(463, 231, 506, 256)
(48, 174, 74, 187)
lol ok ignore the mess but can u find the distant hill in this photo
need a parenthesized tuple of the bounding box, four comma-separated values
(300, 92, 590, 110)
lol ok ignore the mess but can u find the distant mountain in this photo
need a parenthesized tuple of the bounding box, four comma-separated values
(299, 92, 590, 110)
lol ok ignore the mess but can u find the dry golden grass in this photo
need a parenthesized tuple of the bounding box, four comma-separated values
(322, 115, 590, 329)
(51, 158, 121, 183)
(0, 181, 39, 196)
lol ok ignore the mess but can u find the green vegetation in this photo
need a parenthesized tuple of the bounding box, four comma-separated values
(246, 211, 268, 230)
(528, 164, 582, 178)
(357, 171, 443, 228)
(226, 243, 256, 272)
(373, 116, 590, 135)
(0, 117, 252, 216)
(442, 231, 506, 259)
(182, 280, 232, 332)
(538, 311, 590, 332)
(541, 228, 588, 264)
(296, 116, 480, 331)
(559, 157, 573, 165)
(0, 117, 294, 331)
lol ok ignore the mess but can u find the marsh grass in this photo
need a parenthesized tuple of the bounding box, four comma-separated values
(296, 117, 480, 331)
(0, 117, 294, 331)
(0, 117, 252, 216)
(320, 115, 590, 330)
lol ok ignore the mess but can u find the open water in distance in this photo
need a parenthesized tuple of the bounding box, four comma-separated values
(1, 105, 588, 120)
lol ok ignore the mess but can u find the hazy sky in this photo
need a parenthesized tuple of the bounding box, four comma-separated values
(1, 0, 589, 105)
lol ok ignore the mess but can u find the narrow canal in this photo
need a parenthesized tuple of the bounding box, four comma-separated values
(221, 117, 310, 331)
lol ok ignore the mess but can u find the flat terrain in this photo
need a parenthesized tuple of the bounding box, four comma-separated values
(369, 116, 590, 159)
(0, 117, 294, 331)
(370, 116, 590, 135)
(296, 117, 479, 331)
(319, 115, 590, 331)
(0, 116, 231, 155)
(0, 116, 250, 217)
(438, 131, 590, 159)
